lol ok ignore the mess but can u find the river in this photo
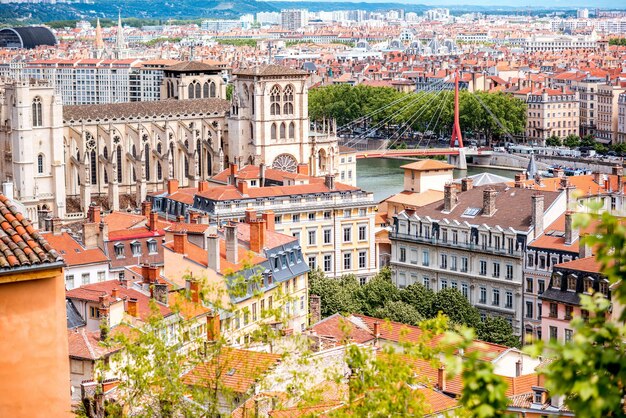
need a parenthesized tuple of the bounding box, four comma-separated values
(357, 158, 518, 202)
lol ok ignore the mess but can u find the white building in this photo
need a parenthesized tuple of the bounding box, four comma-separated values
(617, 92, 626, 144)
(281, 9, 308, 30)
(256, 12, 281, 26)
(201, 19, 245, 32)
(523, 33, 598, 52)
(577, 8, 589, 19)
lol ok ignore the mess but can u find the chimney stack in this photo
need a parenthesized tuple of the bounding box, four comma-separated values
(148, 211, 159, 231)
(111, 288, 119, 299)
(173, 232, 188, 255)
(237, 180, 248, 195)
(153, 283, 169, 306)
(259, 163, 266, 187)
(564, 211, 578, 245)
(188, 279, 200, 304)
(532, 194, 544, 237)
(250, 219, 267, 253)
(207, 234, 220, 272)
(514, 173, 526, 188)
(167, 179, 179, 195)
(225, 224, 238, 264)
(197, 181, 209, 193)
(88, 204, 101, 224)
(579, 234, 592, 258)
(245, 208, 257, 224)
(325, 174, 335, 190)
(483, 188, 497, 217)
(297, 163, 309, 175)
(141, 201, 152, 218)
(461, 177, 473, 192)
(437, 366, 447, 392)
(141, 264, 159, 283)
(613, 165, 623, 193)
(127, 298, 138, 317)
(443, 183, 457, 212)
(207, 312, 220, 341)
(553, 167, 564, 179)
(262, 211, 275, 232)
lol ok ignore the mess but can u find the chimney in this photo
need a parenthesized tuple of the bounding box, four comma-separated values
(443, 183, 457, 212)
(188, 279, 200, 304)
(594, 171, 603, 185)
(579, 234, 593, 258)
(111, 288, 119, 299)
(259, 163, 266, 187)
(604, 179, 610, 192)
(254, 396, 272, 418)
(141, 201, 152, 217)
(141, 264, 159, 283)
(483, 188, 497, 217)
(461, 177, 473, 192)
(250, 219, 266, 253)
(229, 162, 238, 176)
(262, 211, 275, 232)
(515, 360, 522, 377)
(564, 211, 578, 245)
(207, 312, 220, 341)
(245, 208, 257, 224)
(127, 298, 138, 317)
(49, 217, 62, 235)
(237, 180, 248, 195)
(532, 194, 545, 236)
(207, 234, 220, 272)
(325, 174, 335, 190)
(176, 215, 185, 223)
(514, 173, 525, 188)
(88, 204, 101, 224)
(225, 224, 238, 264)
(173, 232, 188, 255)
(373, 321, 380, 338)
(148, 211, 159, 231)
(553, 167, 564, 179)
(153, 283, 169, 306)
(613, 165, 623, 193)
(309, 294, 321, 325)
(167, 179, 179, 195)
(197, 180, 209, 193)
(437, 366, 447, 392)
(297, 163, 309, 175)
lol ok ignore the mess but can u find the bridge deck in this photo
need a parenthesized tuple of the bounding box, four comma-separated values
(355, 148, 492, 159)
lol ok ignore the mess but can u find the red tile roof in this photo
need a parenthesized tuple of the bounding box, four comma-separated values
(67, 328, 119, 360)
(42, 232, 108, 266)
(0, 194, 62, 269)
(554, 256, 602, 274)
(183, 347, 282, 393)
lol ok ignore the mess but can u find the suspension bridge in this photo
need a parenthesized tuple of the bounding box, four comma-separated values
(335, 70, 508, 169)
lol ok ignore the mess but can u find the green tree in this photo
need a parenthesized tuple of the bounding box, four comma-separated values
(226, 84, 233, 101)
(354, 267, 400, 316)
(546, 135, 562, 147)
(580, 134, 596, 148)
(430, 288, 481, 329)
(477, 316, 520, 348)
(400, 282, 435, 318)
(562, 134, 581, 149)
(373, 301, 423, 326)
(308, 269, 360, 317)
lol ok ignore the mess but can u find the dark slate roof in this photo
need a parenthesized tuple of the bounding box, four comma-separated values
(234, 64, 309, 77)
(63, 98, 230, 122)
(0, 194, 63, 270)
(0, 26, 56, 49)
(67, 299, 86, 329)
(164, 61, 222, 73)
(539, 288, 580, 305)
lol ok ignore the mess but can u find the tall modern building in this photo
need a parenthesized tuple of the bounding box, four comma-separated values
(281, 9, 308, 30)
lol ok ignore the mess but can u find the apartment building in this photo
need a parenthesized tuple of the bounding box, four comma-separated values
(540, 256, 609, 343)
(524, 87, 579, 144)
(281, 9, 308, 30)
(163, 212, 309, 344)
(596, 81, 625, 144)
(571, 76, 603, 137)
(523, 33, 598, 52)
(390, 182, 566, 334)
(618, 92, 626, 144)
(149, 165, 377, 280)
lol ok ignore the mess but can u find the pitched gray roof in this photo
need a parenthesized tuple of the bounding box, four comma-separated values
(234, 64, 309, 77)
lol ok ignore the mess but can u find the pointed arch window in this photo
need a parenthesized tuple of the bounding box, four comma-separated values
(188, 83, 195, 99)
(103, 146, 108, 159)
(37, 154, 44, 174)
(280, 123, 286, 139)
(289, 122, 295, 139)
(90, 150, 97, 185)
(116, 145, 123, 183)
(32, 97, 42, 127)
(203, 82, 210, 98)
(270, 84, 281, 115)
(157, 162, 163, 180)
(283, 102, 294, 115)
(210, 81, 216, 97)
(195, 83, 201, 99)
(144, 144, 150, 181)
(271, 123, 277, 140)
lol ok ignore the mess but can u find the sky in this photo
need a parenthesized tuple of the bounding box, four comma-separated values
(276, 0, 624, 8)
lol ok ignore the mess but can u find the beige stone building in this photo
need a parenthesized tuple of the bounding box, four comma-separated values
(618, 92, 626, 144)
(596, 81, 625, 144)
(570, 76, 603, 137)
(524, 87, 579, 144)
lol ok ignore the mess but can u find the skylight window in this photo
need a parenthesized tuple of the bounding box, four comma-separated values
(462, 207, 481, 217)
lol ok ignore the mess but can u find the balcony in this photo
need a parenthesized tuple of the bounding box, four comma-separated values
(391, 231, 523, 258)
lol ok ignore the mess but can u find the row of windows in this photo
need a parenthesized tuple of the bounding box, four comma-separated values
(282, 209, 368, 224)
(477, 286, 514, 309)
(307, 251, 368, 272)
(66, 271, 107, 289)
(114, 240, 158, 259)
(551, 272, 609, 295)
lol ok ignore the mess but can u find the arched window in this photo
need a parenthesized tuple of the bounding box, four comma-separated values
(37, 154, 44, 174)
(283, 84, 294, 102)
(194, 83, 201, 99)
(283, 102, 294, 115)
(203, 81, 209, 98)
(280, 122, 286, 139)
(271, 123, 277, 140)
(270, 85, 281, 102)
(90, 150, 97, 185)
(210, 82, 216, 97)
(169, 142, 175, 177)
(103, 146, 108, 159)
(184, 157, 189, 176)
(116, 145, 123, 183)
(144, 144, 150, 181)
(270, 103, 281, 115)
(157, 142, 162, 154)
(250, 122, 254, 141)
(157, 162, 162, 180)
(188, 83, 195, 99)
(104, 170, 108, 184)
(132, 167, 136, 182)
(32, 97, 42, 127)
(289, 122, 295, 139)
(132, 144, 137, 158)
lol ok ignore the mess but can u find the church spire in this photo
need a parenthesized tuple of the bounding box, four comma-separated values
(94, 18, 104, 51)
(116, 10, 124, 52)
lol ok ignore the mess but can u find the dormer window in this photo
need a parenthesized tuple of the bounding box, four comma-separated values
(552, 272, 562, 289)
(131, 241, 142, 257)
(147, 239, 157, 254)
(114, 243, 125, 258)
(583, 277, 594, 294)
(567, 274, 577, 292)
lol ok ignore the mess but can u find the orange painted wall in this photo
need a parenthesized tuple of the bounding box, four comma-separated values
(0, 268, 72, 417)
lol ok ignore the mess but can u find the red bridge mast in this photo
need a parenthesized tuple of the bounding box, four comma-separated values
(450, 70, 464, 148)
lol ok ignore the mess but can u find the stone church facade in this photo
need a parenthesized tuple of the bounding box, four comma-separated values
(0, 64, 339, 222)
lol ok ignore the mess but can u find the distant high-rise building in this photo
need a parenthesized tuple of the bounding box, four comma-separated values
(200, 19, 244, 32)
(424, 8, 450, 22)
(577, 8, 589, 19)
(280, 9, 308, 30)
(256, 11, 281, 26)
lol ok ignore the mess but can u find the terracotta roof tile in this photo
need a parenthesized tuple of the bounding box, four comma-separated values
(42, 232, 108, 267)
